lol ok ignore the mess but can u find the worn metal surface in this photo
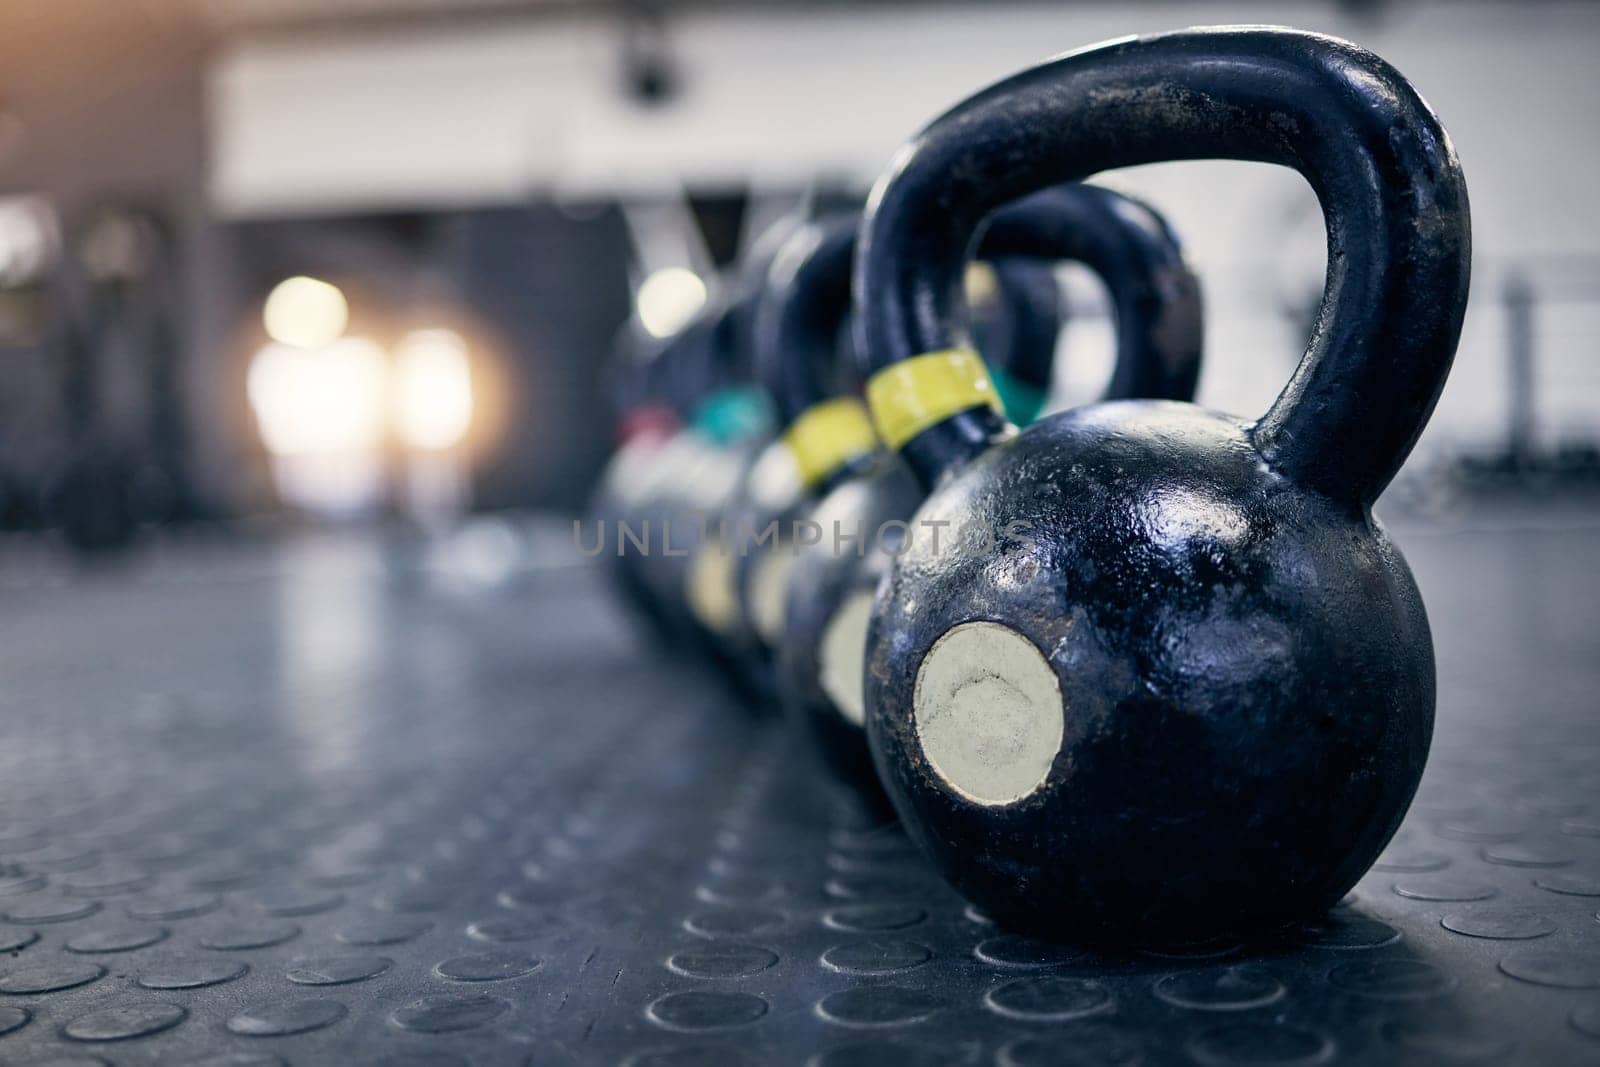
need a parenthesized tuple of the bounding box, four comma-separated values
(0, 506, 1596, 1065)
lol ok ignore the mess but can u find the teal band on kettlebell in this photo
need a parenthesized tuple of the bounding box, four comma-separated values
(988, 367, 1048, 427)
(691, 387, 773, 446)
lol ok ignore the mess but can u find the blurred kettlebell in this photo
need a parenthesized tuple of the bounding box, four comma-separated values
(855, 27, 1470, 943)
(701, 216, 879, 692)
(783, 183, 1203, 796)
(633, 298, 773, 668)
(594, 325, 689, 648)
(709, 214, 1079, 697)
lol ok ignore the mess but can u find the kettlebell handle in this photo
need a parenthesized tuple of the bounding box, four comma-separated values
(856, 26, 1471, 505)
(760, 187, 1204, 447)
(979, 185, 1202, 406)
(757, 216, 860, 427)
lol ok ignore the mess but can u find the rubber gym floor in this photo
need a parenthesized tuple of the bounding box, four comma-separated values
(0, 497, 1596, 1065)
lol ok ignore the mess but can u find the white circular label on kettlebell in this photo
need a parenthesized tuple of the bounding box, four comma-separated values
(750, 548, 798, 646)
(913, 621, 1062, 806)
(687, 543, 739, 635)
(819, 590, 876, 727)
(750, 440, 803, 512)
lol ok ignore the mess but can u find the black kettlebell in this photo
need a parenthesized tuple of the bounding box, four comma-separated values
(594, 326, 691, 649)
(711, 216, 1078, 694)
(782, 184, 1203, 796)
(631, 297, 773, 669)
(669, 306, 790, 695)
(694, 217, 880, 698)
(855, 27, 1470, 944)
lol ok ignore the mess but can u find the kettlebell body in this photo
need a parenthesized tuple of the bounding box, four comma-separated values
(781, 452, 921, 789)
(647, 399, 771, 674)
(867, 400, 1431, 940)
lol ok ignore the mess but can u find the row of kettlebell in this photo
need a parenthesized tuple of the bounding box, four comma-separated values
(595, 25, 1471, 945)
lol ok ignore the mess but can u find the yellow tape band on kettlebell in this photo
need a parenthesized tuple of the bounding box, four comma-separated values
(781, 397, 879, 489)
(866, 348, 1004, 452)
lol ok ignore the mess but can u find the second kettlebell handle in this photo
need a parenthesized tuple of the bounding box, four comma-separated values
(855, 25, 1471, 506)
(757, 186, 1205, 452)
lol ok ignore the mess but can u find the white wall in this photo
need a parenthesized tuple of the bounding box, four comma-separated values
(210, 1, 1600, 458)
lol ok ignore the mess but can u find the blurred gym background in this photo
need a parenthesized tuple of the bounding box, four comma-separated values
(2, 0, 1596, 555)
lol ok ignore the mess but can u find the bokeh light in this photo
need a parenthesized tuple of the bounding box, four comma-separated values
(636, 266, 706, 338)
(263, 275, 350, 350)
(394, 328, 474, 451)
(247, 337, 388, 457)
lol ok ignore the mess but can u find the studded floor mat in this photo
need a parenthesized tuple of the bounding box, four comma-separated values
(0, 505, 1596, 1066)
